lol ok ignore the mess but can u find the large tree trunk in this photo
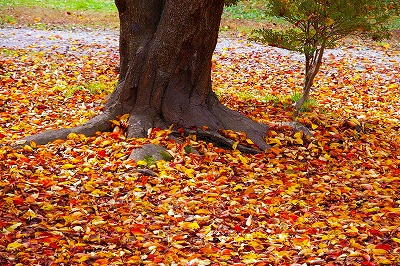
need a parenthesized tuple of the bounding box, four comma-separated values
(18, 0, 269, 152)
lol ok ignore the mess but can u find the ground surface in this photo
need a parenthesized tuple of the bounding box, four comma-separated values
(1, 26, 400, 265)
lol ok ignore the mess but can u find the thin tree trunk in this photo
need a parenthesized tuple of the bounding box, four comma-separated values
(295, 45, 325, 113)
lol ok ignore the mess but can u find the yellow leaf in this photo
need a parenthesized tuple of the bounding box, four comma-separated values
(7, 241, 24, 251)
(115, 153, 126, 158)
(10, 125, 20, 131)
(232, 141, 239, 150)
(295, 138, 303, 145)
(61, 163, 75, 169)
(41, 202, 54, 211)
(119, 113, 130, 122)
(242, 252, 260, 263)
(179, 221, 200, 231)
(29, 141, 37, 148)
(110, 120, 120, 126)
(373, 248, 387, 255)
(312, 222, 326, 228)
(100, 140, 112, 147)
(23, 145, 33, 152)
(234, 236, 245, 242)
(238, 154, 248, 165)
(137, 160, 147, 166)
(330, 143, 340, 148)
(311, 124, 318, 130)
(233, 184, 244, 191)
(200, 225, 211, 235)
(90, 189, 106, 197)
(368, 207, 380, 213)
(195, 209, 209, 215)
(392, 237, 400, 243)
(79, 255, 90, 262)
(245, 138, 254, 145)
(67, 132, 79, 140)
(6, 222, 22, 232)
(185, 168, 195, 178)
(252, 231, 268, 238)
(294, 131, 303, 139)
(22, 209, 37, 219)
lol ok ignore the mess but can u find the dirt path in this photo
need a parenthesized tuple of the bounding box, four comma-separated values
(0, 26, 119, 56)
(2, 26, 399, 68)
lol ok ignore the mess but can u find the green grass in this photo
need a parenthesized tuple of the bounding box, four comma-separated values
(290, 92, 318, 112)
(223, 0, 267, 21)
(388, 17, 400, 30)
(3, 14, 16, 24)
(0, 0, 117, 12)
(263, 92, 318, 112)
(223, 0, 288, 25)
(263, 94, 279, 105)
(53, 81, 113, 98)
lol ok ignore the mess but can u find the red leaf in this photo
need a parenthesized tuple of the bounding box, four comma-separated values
(131, 227, 145, 235)
(13, 196, 24, 205)
(340, 239, 349, 247)
(49, 242, 59, 249)
(289, 214, 298, 222)
(153, 255, 163, 263)
(141, 176, 148, 186)
(94, 259, 109, 264)
(368, 229, 381, 236)
(233, 224, 244, 232)
(97, 150, 107, 158)
(375, 243, 391, 251)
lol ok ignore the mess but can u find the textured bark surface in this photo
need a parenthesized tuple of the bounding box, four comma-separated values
(18, 0, 270, 152)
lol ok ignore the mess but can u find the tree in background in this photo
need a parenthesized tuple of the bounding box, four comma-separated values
(253, 0, 397, 114)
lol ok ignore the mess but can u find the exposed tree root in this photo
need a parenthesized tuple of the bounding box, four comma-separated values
(183, 129, 267, 154)
(12, 110, 313, 155)
(13, 111, 117, 148)
(13, 109, 271, 154)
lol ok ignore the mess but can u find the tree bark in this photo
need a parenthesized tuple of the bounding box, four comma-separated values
(17, 0, 270, 152)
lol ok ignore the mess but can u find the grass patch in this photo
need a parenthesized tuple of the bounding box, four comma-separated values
(53, 81, 113, 98)
(290, 92, 318, 112)
(263, 92, 318, 112)
(0, 0, 117, 12)
(223, 0, 289, 25)
(2, 14, 16, 24)
(263, 94, 279, 105)
(388, 17, 400, 30)
(0, 5, 119, 30)
(223, 0, 267, 21)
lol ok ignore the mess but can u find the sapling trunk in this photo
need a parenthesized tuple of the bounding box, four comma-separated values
(295, 43, 325, 114)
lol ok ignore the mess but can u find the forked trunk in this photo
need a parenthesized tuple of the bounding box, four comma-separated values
(19, 0, 269, 152)
(108, 0, 269, 150)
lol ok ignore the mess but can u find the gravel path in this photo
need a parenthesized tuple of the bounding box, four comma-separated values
(1, 26, 400, 69)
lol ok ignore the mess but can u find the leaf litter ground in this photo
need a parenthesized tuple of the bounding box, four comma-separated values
(0, 28, 400, 265)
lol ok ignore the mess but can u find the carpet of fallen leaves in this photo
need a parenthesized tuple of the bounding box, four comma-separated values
(1, 34, 400, 265)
